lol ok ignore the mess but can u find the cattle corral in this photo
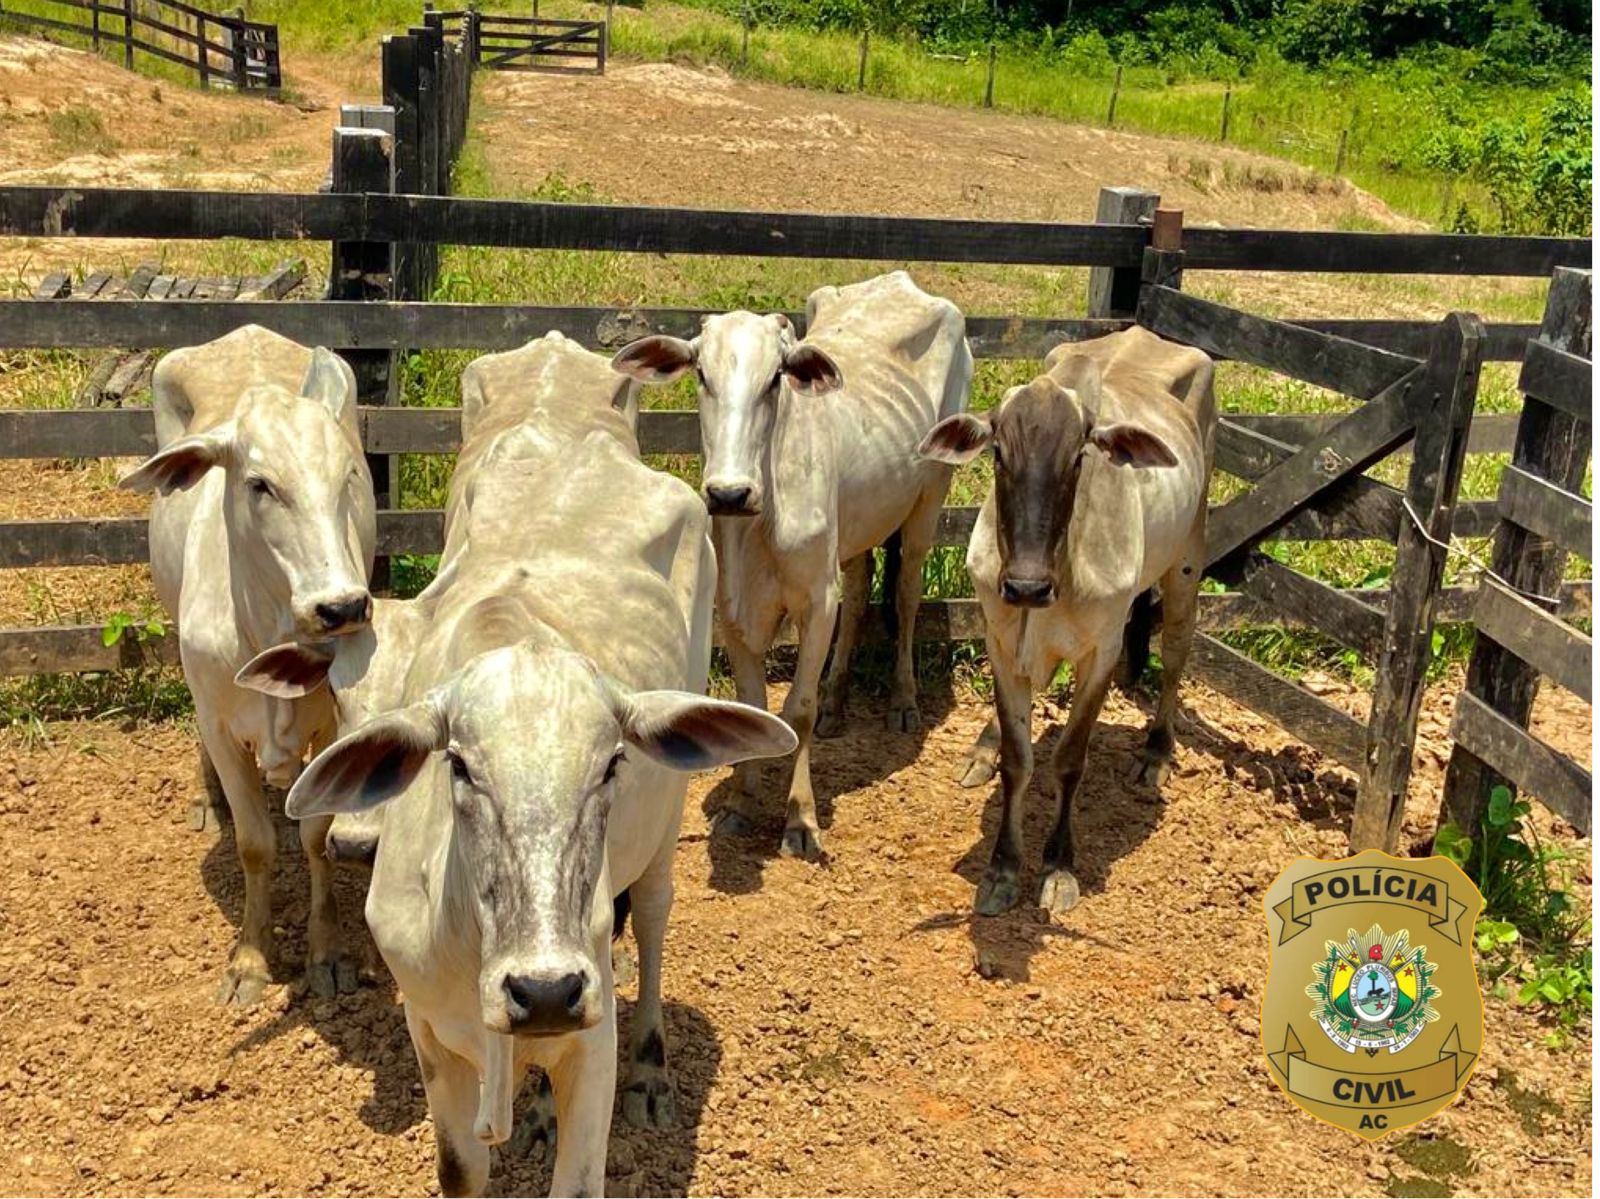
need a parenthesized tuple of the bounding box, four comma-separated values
(0, 17, 1592, 1199)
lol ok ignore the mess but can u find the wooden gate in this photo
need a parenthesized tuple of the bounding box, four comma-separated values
(1130, 230, 1487, 852)
(1441, 268, 1592, 838)
(473, 14, 606, 75)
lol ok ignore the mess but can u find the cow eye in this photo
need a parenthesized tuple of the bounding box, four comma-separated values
(992, 444, 1005, 471)
(247, 476, 276, 500)
(602, 749, 625, 786)
(446, 749, 473, 786)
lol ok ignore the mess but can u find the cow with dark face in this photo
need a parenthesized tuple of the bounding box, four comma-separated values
(919, 327, 1216, 917)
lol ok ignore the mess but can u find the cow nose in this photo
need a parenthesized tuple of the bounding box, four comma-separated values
(1000, 576, 1055, 608)
(315, 592, 372, 632)
(703, 483, 757, 516)
(503, 970, 588, 1032)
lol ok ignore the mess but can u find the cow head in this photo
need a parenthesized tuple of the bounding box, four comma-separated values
(917, 367, 1177, 608)
(284, 642, 796, 1037)
(122, 348, 376, 641)
(610, 312, 843, 516)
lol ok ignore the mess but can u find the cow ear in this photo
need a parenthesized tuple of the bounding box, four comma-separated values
(301, 347, 357, 425)
(782, 344, 843, 396)
(285, 700, 446, 819)
(1088, 422, 1179, 469)
(235, 641, 335, 699)
(611, 336, 698, 385)
(119, 425, 235, 495)
(618, 691, 797, 773)
(917, 412, 992, 465)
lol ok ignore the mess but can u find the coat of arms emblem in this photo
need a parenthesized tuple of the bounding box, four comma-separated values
(1262, 850, 1484, 1139)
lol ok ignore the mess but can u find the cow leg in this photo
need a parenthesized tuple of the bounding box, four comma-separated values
(299, 812, 358, 998)
(622, 844, 676, 1128)
(888, 488, 944, 732)
(815, 553, 870, 739)
(710, 630, 769, 839)
(409, 1011, 491, 1198)
(189, 743, 226, 832)
(779, 584, 839, 861)
(546, 996, 617, 1198)
(1039, 645, 1117, 916)
(1135, 524, 1204, 787)
(203, 722, 275, 1006)
(974, 628, 1034, 916)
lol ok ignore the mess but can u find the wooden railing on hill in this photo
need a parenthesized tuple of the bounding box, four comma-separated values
(0, 0, 281, 89)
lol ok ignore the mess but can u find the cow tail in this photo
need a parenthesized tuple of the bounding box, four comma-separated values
(881, 530, 903, 642)
(1119, 587, 1156, 693)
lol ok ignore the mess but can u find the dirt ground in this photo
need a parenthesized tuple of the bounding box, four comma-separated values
(0, 32, 1591, 1199)
(0, 672, 1590, 1198)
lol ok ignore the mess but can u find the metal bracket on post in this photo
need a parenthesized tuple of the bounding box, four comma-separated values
(1086, 186, 1159, 321)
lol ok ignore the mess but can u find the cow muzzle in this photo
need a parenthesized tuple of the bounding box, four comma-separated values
(299, 589, 373, 638)
(999, 574, 1056, 609)
(499, 964, 597, 1035)
(703, 479, 762, 517)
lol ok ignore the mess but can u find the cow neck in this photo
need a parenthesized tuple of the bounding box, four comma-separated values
(760, 381, 825, 548)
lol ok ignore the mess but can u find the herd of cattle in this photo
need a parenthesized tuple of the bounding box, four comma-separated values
(118, 270, 1218, 1196)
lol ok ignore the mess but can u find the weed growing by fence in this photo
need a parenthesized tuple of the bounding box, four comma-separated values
(1437, 787, 1592, 1042)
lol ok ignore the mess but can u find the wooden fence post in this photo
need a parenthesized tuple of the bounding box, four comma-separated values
(1219, 88, 1231, 142)
(742, 2, 751, 65)
(1086, 185, 1157, 320)
(1351, 312, 1486, 851)
(857, 27, 869, 91)
(329, 125, 398, 593)
(984, 41, 996, 108)
(410, 22, 442, 294)
(228, 10, 248, 89)
(382, 33, 422, 301)
(92, 0, 101, 52)
(1106, 64, 1122, 126)
(123, 0, 134, 70)
(1441, 268, 1593, 839)
(598, 13, 608, 75)
(197, 12, 210, 87)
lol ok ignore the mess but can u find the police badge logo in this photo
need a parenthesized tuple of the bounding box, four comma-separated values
(1261, 850, 1484, 1139)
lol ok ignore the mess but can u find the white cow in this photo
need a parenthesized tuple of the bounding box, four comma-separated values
(612, 271, 973, 859)
(918, 327, 1216, 916)
(121, 325, 376, 1004)
(253, 334, 795, 1197)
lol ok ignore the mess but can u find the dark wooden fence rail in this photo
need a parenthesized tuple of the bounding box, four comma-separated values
(1441, 267, 1593, 841)
(0, 0, 281, 89)
(0, 186, 1587, 275)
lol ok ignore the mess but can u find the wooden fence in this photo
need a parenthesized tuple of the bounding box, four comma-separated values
(1441, 268, 1592, 842)
(0, 0, 281, 89)
(0, 177, 1591, 850)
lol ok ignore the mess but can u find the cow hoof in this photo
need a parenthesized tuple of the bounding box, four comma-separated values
(1131, 754, 1173, 787)
(973, 869, 1021, 916)
(306, 954, 360, 999)
(814, 708, 846, 740)
(1038, 869, 1081, 915)
(886, 703, 921, 733)
(507, 1073, 556, 1161)
(958, 754, 998, 789)
(710, 808, 755, 839)
(215, 964, 269, 1008)
(778, 824, 823, 861)
(622, 1077, 677, 1129)
(188, 799, 223, 834)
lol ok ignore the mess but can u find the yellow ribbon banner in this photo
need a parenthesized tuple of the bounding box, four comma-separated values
(1273, 866, 1469, 944)
(1271, 1025, 1476, 1109)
